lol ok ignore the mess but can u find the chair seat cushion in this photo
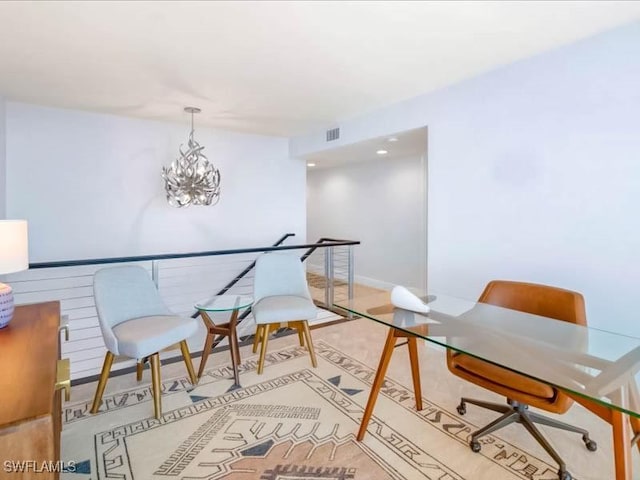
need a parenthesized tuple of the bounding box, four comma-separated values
(451, 353, 555, 399)
(113, 315, 199, 358)
(253, 295, 317, 324)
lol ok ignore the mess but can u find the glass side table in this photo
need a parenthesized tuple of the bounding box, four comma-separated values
(194, 294, 253, 387)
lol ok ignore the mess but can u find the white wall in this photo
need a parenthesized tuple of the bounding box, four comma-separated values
(2, 102, 307, 379)
(6, 102, 306, 262)
(0, 97, 6, 219)
(307, 155, 426, 291)
(292, 22, 640, 336)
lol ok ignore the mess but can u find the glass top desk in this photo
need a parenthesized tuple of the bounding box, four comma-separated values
(335, 291, 640, 480)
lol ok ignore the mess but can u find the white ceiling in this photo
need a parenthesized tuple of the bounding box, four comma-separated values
(0, 1, 639, 137)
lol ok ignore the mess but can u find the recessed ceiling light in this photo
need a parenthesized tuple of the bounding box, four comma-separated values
(387, 137, 398, 142)
(376, 150, 388, 155)
(307, 162, 316, 167)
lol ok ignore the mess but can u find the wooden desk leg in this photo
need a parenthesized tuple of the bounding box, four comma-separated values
(612, 410, 632, 480)
(627, 380, 640, 452)
(568, 391, 633, 480)
(197, 314, 216, 379)
(357, 328, 398, 441)
(407, 336, 423, 411)
(611, 387, 632, 480)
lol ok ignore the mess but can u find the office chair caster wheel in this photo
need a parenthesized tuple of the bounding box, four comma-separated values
(457, 402, 466, 415)
(470, 440, 481, 453)
(558, 470, 572, 480)
(583, 436, 597, 452)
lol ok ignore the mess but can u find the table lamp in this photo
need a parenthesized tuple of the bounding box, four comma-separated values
(0, 220, 29, 328)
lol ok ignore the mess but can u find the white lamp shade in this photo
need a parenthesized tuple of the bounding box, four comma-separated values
(0, 220, 29, 275)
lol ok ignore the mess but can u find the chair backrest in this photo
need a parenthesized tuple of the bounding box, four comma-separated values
(478, 280, 586, 327)
(253, 252, 312, 303)
(448, 279, 587, 412)
(93, 265, 171, 353)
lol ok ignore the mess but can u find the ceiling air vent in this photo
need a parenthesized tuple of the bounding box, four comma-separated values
(326, 127, 340, 142)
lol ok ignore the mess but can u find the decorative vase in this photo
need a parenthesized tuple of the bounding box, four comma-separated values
(0, 283, 15, 328)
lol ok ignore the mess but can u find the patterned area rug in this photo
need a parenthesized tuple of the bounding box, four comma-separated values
(61, 341, 563, 480)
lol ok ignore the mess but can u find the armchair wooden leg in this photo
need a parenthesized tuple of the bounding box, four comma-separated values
(252, 325, 263, 354)
(150, 353, 162, 419)
(180, 340, 198, 385)
(288, 321, 305, 347)
(301, 320, 317, 368)
(257, 324, 270, 374)
(90, 351, 115, 414)
(136, 357, 146, 382)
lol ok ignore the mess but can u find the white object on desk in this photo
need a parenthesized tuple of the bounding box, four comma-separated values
(391, 285, 430, 314)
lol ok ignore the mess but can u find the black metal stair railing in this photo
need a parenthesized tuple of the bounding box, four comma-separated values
(29, 233, 298, 269)
(300, 237, 349, 261)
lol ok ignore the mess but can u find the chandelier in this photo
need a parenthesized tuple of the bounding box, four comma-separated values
(162, 107, 221, 207)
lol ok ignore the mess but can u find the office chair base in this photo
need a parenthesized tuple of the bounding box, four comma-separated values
(458, 398, 595, 480)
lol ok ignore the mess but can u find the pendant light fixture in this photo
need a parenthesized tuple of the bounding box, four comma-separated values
(162, 107, 221, 207)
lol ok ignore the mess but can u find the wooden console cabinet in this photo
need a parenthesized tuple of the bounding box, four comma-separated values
(0, 302, 63, 479)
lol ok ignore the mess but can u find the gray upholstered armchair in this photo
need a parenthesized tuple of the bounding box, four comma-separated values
(251, 252, 318, 374)
(90, 265, 199, 418)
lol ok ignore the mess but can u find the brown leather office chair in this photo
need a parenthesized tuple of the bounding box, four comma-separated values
(447, 280, 596, 480)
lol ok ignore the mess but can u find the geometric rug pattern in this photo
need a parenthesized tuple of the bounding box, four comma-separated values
(61, 341, 563, 479)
